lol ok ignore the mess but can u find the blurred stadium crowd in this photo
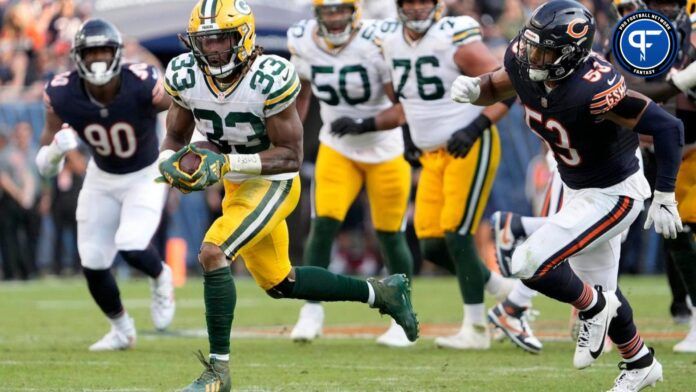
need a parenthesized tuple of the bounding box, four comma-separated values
(0, 0, 670, 285)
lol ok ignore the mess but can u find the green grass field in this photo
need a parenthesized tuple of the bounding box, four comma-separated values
(0, 275, 694, 391)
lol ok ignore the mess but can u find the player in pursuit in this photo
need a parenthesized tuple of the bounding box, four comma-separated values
(156, 1, 418, 391)
(451, 1, 683, 390)
(287, 0, 415, 347)
(36, 19, 175, 351)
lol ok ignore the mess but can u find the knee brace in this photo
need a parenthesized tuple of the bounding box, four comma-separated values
(266, 276, 295, 299)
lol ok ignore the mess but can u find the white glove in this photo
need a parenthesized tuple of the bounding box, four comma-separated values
(670, 61, 696, 93)
(451, 75, 481, 104)
(53, 127, 78, 153)
(644, 190, 683, 239)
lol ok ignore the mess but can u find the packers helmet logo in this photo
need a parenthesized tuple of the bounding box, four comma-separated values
(235, 0, 251, 15)
(567, 18, 589, 39)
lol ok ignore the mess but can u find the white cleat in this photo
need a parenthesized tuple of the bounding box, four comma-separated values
(290, 302, 324, 342)
(435, 324, 490, 350)
(673, 323, 696, 353)
(608, 355, 663, 392)
(150, 263, 175, 331)
(376, 320, 416, 347)
(574, 288, 621, 369)
(488, 303, 542, 354)
(89, 319, 136, 352)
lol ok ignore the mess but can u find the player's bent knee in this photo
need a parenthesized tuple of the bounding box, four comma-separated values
(510, 243, 538, 280)
(265, 273, 296, 299)
(198, 244, 227, 272)
(78, 243, 112, 270)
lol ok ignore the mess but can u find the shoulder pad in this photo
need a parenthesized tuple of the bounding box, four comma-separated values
(581, 55, 627, 115)
(254, 55, 301, 116)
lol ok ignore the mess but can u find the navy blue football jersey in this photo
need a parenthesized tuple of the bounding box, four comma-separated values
(505, 40, 640, 189)
(44, 63, 163, 174)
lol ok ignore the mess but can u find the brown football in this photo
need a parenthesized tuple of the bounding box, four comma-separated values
(178, 141, 221, 175)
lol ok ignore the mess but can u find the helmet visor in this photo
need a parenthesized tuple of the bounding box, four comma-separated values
(189, 30, 241, 69)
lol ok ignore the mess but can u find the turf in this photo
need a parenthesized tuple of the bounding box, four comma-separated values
(0, 275, 694, 391)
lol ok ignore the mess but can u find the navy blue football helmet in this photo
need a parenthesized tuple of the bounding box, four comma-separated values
(515, 0, 595, 82)
(71, 19, 123, 86)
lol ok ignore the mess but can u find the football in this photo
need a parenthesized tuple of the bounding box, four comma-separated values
(178, 141, 221, 175)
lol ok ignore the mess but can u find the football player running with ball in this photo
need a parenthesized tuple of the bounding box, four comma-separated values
(156, 1, 418, 390)
(452, 1, 684, 390)
(287, 0, 415, 347)
(378, 0, 516, 350)
(37, 19, 175, 351)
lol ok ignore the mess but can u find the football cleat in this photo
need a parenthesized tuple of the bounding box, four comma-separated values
(150, 263, 176, 331)
(368, 274, 419, 342)
(376, 319, 416, 348)
(673, 316, 696, 353)
(435, 324, 490, 350)
(574, 289, 621, 369)
(180, 351, 231, 392)
(488, 302, 542, 354)
(607, 351, 663, 392)
(491, 211, 525, 277)
(89, 318, 136, 352)
(570, 307, 613, 352)
(290, 302, 324, 342)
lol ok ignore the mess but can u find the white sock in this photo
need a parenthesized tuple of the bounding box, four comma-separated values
(485, 272, 506, 296)
(507, 280, 537, 308)
(210, 353, 230, 362)
(110, 311, 133, 334)
(366, 281, 376, 306)
(520, 217, 547, 236)
(463, 304, 485, 326)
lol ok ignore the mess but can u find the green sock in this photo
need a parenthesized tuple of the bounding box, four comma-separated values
(303, 217, 342, 269)
(376, 231, 413, 279)
(668, 228, 696, 304)
(290, 266, 369, 302)
(445, 232, 489, 304)
(419, 237, 455, 273)
(204, 267, 236, 355)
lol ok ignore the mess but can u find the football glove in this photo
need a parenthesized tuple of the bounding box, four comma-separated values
(446, 114, 491, 158)
(54, 127, 79, 153)
(451, 75, 481, 104)
(330, 117, 377, 137)
(644, 190, 683, 239)
(187, 144, 229, 188)
(401, 124, 421, 168)
(156, 146, 206, 193)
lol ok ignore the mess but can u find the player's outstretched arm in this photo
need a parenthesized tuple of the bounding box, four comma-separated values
(451, 68, 516, 106)
(257, 102, 303, 175)
(35, 99, 78, 178)
(604, 90, 685, 238)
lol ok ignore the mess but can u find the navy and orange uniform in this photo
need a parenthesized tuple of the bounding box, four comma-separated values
(505, 40, 639, 190)
(44, 63, 164, 174)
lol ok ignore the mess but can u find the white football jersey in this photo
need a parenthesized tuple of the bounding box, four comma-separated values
(379, 16, 486, 151)
(287, 19, 403, 163)
(164, 52, 300, 182)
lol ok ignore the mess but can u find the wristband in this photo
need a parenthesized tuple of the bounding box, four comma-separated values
(228, 153, 262, 175)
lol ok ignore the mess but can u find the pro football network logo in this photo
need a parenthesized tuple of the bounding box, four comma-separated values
(612, 10, 677, 77)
